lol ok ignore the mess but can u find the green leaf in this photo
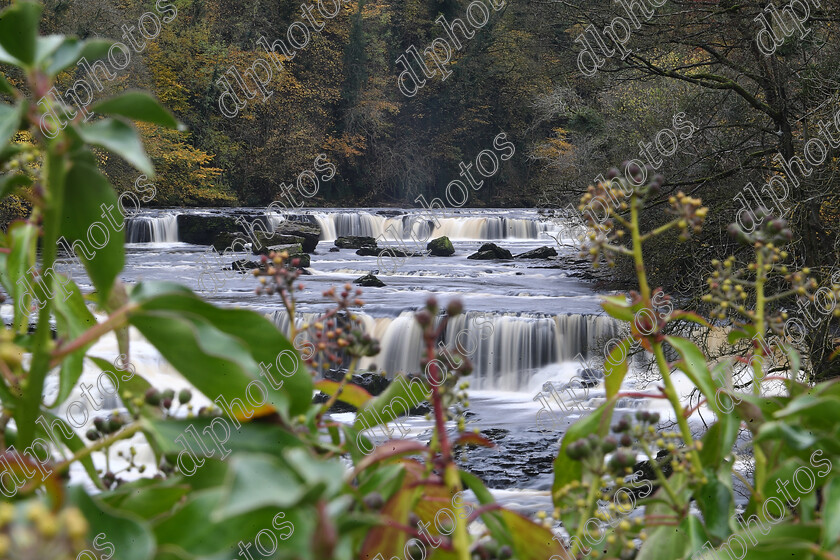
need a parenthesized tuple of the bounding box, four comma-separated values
(695, 475, 733, 541)
(353, 373, 430, 433)
(727, 324, 757, 345)
(680, 516, 712, 559)
(0, 1, 42, 66)
(101, 478, 190, 520)
(604, 337, 632, 399)
(215, 453, 306, 520)
(736, 522, 821, 560)
(0, 172, 32, 199)
(128, 282, 313, 417)
(552, 398, 617, 498)
(755, 421, 816, 449)
(823, 477, 840, 548)
(666, 335, 721, 413)
(50, 274, 96, 407)
(141, 417, 302, 462)
(667, 310, 711, 328)
(34, 34, 65, 65)
(0, 102, 22, 148)
(497, 509, 568, 560)
(636, 523, 690, 560)
(1, 221, 38, 333)
(315, 379, 372, 409)
(0, 71, 15, 95)
(94, 91, 181, 129)
(67, 485, 156, 560)
(61, 154, 124, 304)
(45, 37, 112, 76)
(153, 489, 293, 556)
(76, 119, 153, 175)
(601, 295, 635, 322)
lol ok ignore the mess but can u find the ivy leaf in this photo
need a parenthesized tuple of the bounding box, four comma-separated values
(601, 295, 635, 322)
(61, 153, 124, 304)
(604, 337, 632, 399)
(45, 37, 112, 76)
(76, 118, 154, 175)
(94, 91, 182, 129)
(0, 102, 22, 148)
(0, 1, 41, 66)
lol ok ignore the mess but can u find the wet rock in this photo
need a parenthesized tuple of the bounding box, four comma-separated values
(356, 246, 418, 257)
(251, 232, 305, 254)
(178, 215, 238, 245)
(288, 253, 310, 268)
(274, 221, 321, 252)
(579, 368, 603, 387)
(211, 232, 251, 253)
(227, 259, 260, 273)
(515, 246, 558, 259)
(254, 243, 304, 256)
(467, 243, 513, 260)
(630, 450, 672, 498)
(354, 273, 385, 287)
(335, 236, 377, 249)
(329, 247, 340, 252)
(427, 236, 455, 256)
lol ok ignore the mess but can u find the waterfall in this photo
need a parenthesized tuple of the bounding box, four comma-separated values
(269, 309, 622, 392)
(282, 211, 557, 241)
(125, 214, 179, 243)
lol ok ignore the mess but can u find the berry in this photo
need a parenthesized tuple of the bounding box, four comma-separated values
(144, 388, 161, 406)
(178, 389, 192, 404)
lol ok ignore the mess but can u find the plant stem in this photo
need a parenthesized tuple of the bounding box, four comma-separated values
(17, 145, 65, 448)
(630, 196, 703, 482)
(54, 422, 143, 475)
(48, 303, 135, 368)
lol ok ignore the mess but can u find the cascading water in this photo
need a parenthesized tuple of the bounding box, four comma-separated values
(275, 211, 558, 241)
(125, 214, 179, 243)
(269, 309, 622, 392)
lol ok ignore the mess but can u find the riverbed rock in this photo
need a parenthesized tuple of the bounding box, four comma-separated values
(354, 273, 385, 287)
(515, 246, 558, 259)
(427, 236, 455, 256)
(274, 222, 321, 252)
(254, 243, 304, 256)
(227, 259, 260, 273)
(288, 253, 310, 267)
(252, 232, 305, 254)
(178, 215, 238, 245)
(356, 246, 419, 257)
(329, 247, 340, 252)
(335, 236, 377, 249)
(467, 243, 513, 260)
(579, 368, 603, 387)
(211, 232, 250, 253)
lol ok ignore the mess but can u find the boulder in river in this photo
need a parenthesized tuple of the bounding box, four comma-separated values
(335, 236, 377, 249)
(354, 273, 385, 287)
(252, 232, 305, 254)
(255, 243, 303, 256)
(356, 246, 418, 257)
(515, 246, 558, 259)
(227, 259, 260, 273)
(178, 215, 237, 245)
(288, 253, 310, 268)
(578, 368, 604, 387)
(467, 243, 513, 260)
(427, 236, 455, 256)
(275, 221, 321, 253)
